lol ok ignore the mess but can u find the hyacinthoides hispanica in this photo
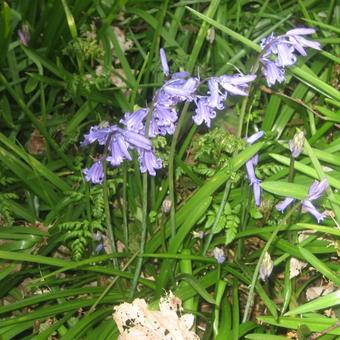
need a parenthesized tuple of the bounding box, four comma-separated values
(80, 28, 322, 302)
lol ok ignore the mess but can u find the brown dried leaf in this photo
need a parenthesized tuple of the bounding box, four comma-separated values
(289, 257, 307, 279)
(306, 283, 336, 301)
(26, 129, 46, 155)
(113, 292, 199, 340)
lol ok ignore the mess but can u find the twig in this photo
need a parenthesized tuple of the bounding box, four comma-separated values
(260, 86, 340, 129)
(307, 321, 340, 340)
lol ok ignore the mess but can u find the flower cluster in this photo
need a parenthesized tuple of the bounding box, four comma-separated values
(260, 28, 320, 87)
(82, 49, 257, 184)
(82, 28, 319, 185)
(193, 74, 255, 128)
(276, 179, 328, 223)
(82, 123, 162, 183)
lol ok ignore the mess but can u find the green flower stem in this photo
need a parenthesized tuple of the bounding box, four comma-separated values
(288, 155, 295, 183)
(103, 160, 118, 269)
(237, 95, 250, 139)
(168, 103, 189, 240)
(242, 201, 300, 322)
(286, 154, 296, 313)
(129, 172, 148, 301)
(179, 249, 194, 311)
(203, 180, 231, 255)
(122, 163, 129, 247)
(129, 107, 153, 300)
(102, 134, 119, 269)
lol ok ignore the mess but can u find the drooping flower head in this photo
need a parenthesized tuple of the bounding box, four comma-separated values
(260, 28, 320, 87)
(245, 131, 264, 206)
(289, 130, 305, 158)
(120, 108, 148, 134)
(81, 122, 161, 182)
(276, 179, 328, 223)
(83, 161, 104, 184)
(192, 73, 256, 128)
(192, 96, 217, 128)
(213, 247, 225, 264)
(138, 149, 163, 176)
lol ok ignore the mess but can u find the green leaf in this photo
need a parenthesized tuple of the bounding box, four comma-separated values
(61, 0, 78, 39)
(269, 153, 340, 190)
(176, 273, 216, 305)
(0, 2, 12, 64)
(258, 316, 340, 335)
(315, 106, 340, 123)
(290, 66, 340, 102)
(186, 6, 260, 52)
(298, 246, 340, 286)
(246, 335, 288, 340)
(260, 181, 307, 200)
(285, 290, 340, 316)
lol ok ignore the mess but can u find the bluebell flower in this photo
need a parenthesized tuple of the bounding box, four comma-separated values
(81, 123, 115, 147)
(245, 132, 264, 206)
(150, 89, 178, 137)
(307, 178, 328, 201)
(213, 247, 226, 264)
(218, 74, 256, 97)
(192, 73, 256, 128)
(171, 71, 190, 79)
(276, 43, 297, 67)
(276, 179, 328, 223)
(106, 128, 152, 167)
(82, 122, 159, 182)
(207, 78, 224, 110)
(106, 133, 132, 166)
(246, 131, 264, 144)
(192, 96, 217, 128)
(163, 77, 199, 102)
(122, 129, 152, 150)
(83, 161, 104, 184)
(261, 59, 286, 87)
(286, 28, 321, 55)
(160, 48, 170, 77)
(120, 108, 148, 134)
(302, 200, 327, 223)
(276, 197, 295, 212)
(246, 154, 261, 206)
(260, 27, 320, 86)
(138, 149, 163, 176)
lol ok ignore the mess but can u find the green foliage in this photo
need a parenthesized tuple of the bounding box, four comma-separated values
(0, 0, 339, 338)
(202, 202, 241, 245)
(193, 127, 245, 164)
(191, 127, 245, 177)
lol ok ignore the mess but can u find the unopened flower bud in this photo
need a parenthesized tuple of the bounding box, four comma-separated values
(192, 230, 205, 239)
(93, 231, 103, 241)
(289, 131, 305, 158)
(18, 24, 30, 46)
(162, 198, 172, 214)
(259, 252, 274, 281)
